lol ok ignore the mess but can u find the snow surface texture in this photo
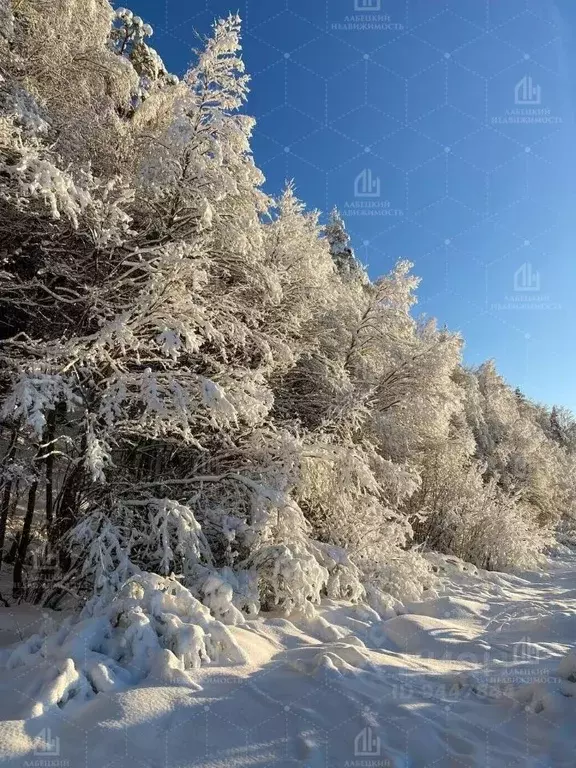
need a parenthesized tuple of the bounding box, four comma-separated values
(1, 551, 576, 766)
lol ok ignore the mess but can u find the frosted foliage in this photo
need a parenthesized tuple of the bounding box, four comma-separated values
(314, 543, 365, 602)
(146, 499, 212, 576)
(250, 543, 328, 617)
(85, 422, 112, 483)
(0, 3, 573, 689)
(409, 439, 551, 571)
(368, 550, 436, 603)
(0, 125, 133, 238)
(1, 369, 79, 436)
(2, 143, 91, 226)
(73, 515, 137, 601)
(69, 498, 212, 595)
(0, 86, 49, 135)
(298, 442, 418, 569)
(201, 378, 237, 423)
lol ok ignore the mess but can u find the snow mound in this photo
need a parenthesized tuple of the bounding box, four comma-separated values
(288, 637, 373, 676)
(382, 613, 491, 659)
(558, 650, 576, 683)
(405, 595, 486, 621)
(3, 573, 247, 716)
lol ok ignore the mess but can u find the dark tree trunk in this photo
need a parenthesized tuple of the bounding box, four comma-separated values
(52, 426, 87, 573)
(44, 409, 56, 533)
(5, 534, 19, 565)
(12, 478, 38, 599)
(55, 466, 85, 572)
(0, 425, 19, 573)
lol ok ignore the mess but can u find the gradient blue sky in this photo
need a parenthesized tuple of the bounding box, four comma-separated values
(128, 0, 576, 411)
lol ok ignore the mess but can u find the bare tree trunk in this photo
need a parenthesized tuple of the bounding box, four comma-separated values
(55, 462, 83, 574)
(153, 445, 163, 478)
(44, 409, 56, 533)
(0, 425, 19, 573)
(12, 477, 38, 599)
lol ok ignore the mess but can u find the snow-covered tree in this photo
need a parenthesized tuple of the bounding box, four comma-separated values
(324, 207, 365, 278)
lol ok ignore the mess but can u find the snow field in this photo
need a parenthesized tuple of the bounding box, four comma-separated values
(1, 551, 576, 767)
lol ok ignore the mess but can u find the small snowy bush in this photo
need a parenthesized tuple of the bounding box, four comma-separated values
(250, 543, 328, 616)
(6, 573, 247, 715)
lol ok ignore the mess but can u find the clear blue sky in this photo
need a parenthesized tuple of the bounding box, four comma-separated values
(128, 0, 576, 412)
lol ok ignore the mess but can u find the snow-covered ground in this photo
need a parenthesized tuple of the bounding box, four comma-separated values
(1, 551, 576, 767)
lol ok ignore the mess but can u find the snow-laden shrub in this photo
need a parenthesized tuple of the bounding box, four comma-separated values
(193, 565, 259, 625)
(364, 548, 437, 604)
(5, 573, 246, 716)
(455, 494, 552, 572)
(70, 482, 335, 619)
(297, 440, 425, 603)
(554, 518, 576, 551)
(298, 441, 417, 558)
(69, 498, 212, 602)
(249, 543, 328, 617)
(71, 514, 138, 604)
(314, 542, 365, 602)
(410, 441, 552, 572)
